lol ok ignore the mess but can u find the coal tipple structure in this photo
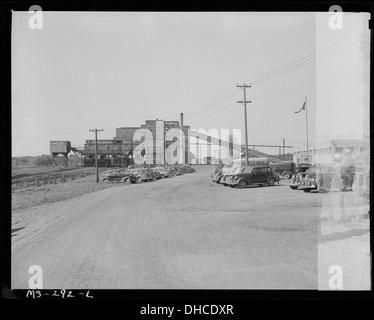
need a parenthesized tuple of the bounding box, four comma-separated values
(51, 118, 191, 167)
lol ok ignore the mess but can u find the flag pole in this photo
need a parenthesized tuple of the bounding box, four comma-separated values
(305, 96, 309, 163)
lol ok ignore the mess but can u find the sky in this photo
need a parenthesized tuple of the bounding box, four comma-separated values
(12, 11, 369, 156)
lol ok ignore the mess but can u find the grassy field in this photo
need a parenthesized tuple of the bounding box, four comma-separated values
(12, 166, 119, 211)
(11, 165, 205, 211)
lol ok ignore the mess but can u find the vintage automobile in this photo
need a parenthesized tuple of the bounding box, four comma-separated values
(228, 165, 280, 188)
(150, 170, 162, 180)
(219, 171, 234, 186)
(271, 161, 295, 179)
(181, 164, 195, 173)
(169, 166, 183, 176)
(128, 168, 153, 183)
(295, 163, 312, 174)
(144, 168, 159, 180)
(219, 165, 248, 186)
(224, 166, 247, 187)
(299, 164, 337, 193)
(152, 167, 170, 178)
(102, 169, 137, 184)
(212, 170, 224, 183)
(289, 171, 308, 190)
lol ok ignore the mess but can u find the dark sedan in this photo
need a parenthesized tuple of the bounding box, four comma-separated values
(128, 168, 153, 183)
(228, 166, 279, 188)
(102, 169, 137, 184)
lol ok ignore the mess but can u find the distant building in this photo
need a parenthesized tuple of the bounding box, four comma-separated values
(115, 119, 190, 165)
(293, 139, 367, 165)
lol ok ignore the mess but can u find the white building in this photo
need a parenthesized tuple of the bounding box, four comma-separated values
(293, 139, 367, 165)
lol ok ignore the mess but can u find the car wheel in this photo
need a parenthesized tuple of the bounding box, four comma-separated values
(282, 172, 291, 179)
(238, 180, 247, 187)
(303, 189, 311, 193)
(121, 177, 131, 184)
(290, 186, 298, 190)
(161, 174, 165, 179)
(136, 177, 142, 183)
(103, 178, 109, 183)
(267, 177, 275, 186)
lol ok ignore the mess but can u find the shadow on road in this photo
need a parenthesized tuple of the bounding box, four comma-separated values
(319, 228, 369, 243)
(11, 227, 25, 237)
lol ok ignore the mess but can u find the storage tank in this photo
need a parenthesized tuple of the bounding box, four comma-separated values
(50, 141, 71, 154)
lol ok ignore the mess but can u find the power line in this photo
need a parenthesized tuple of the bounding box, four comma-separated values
(240, 35, 359, 86)
(290, 12, 362, 38)
(184, 89, 240, 120)
(13, 130, 88, 139)
(186, 28, 359, 125)
(183, 85, 238, 118)
(251, 83, 316, 99)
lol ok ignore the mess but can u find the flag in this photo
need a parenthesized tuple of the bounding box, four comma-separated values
(295, 101, 306, 113)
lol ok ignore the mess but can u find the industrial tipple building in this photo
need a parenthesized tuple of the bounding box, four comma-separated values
(81, 117, 190, 167)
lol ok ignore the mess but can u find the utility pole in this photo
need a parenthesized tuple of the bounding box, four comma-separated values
(89, 128, 104, 183)
(196, 136, 199, 164)
(180, 113, 184, 165)
(130, 140, 134, 167)
(305, 96, 309, 163)
(237, 84, 251, 166)
(283, 138, 285, 160)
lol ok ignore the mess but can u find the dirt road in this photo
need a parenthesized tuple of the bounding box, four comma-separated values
(11, 166, 368, 289)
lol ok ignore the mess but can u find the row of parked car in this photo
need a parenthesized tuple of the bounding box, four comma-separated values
(102, 164, 195, 184)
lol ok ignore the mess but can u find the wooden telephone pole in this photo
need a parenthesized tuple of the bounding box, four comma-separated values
(89, 128, 104, 183)
(237, 84, 251, 166)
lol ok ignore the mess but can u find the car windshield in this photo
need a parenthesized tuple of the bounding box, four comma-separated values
(234, 167, 244, 174)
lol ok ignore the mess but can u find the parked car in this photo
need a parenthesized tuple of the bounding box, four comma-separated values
(181, 164, 195, 173)
(152, 167, 170, 178)
(128, 168, 153, 182)
(212, 170, 224, 183)
(175, 165, 188, 174)
(224, 166, 247, 187)
(219, 172, 233, 186)
(270, 161, 295, 179)
(168, 166, 183, 176)
(289, 171, 308, 190)
(150, 170, 162, 180)
(144, 168, 158, 180)
(295, 163, 312, 174)
(228, 165, 280, 188)
(299, 164, 337, 193)
(102, 169, 137, 184)
(220, 165, 247, 185)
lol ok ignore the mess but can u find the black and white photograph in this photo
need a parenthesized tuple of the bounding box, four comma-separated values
(5, 3, 371, 301)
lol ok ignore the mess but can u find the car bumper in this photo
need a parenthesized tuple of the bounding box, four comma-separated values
(289, 183, 300, 188)
(300, 185, 317, 191)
